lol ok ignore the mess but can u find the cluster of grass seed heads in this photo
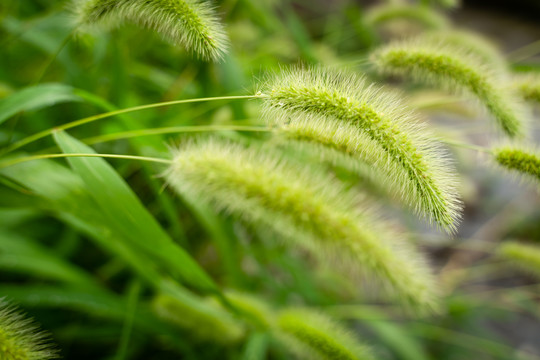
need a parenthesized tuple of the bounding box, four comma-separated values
(73, 0, 229, 60)
(0, 299, 58, 360)
(370, 37, 527, 137)
(261, 67, 462, 233)
(166, 139, 440, 312)
(497, 241, 540, 279)
(493, 146, 540, 186)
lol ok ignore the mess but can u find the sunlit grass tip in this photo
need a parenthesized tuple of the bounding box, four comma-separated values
(0, 298, 58, 360)
(165, 138, 441, 312)
(72, 0, 229, 60)
(276, 308, 374, 360)
(492, 145, 540, 187)
(496, 241, 540, 279)
(260, 66, 462, 233)
(370, 36, 528, 137)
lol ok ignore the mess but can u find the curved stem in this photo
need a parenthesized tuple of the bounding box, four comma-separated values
(440, 138, 492, 153)
(0, 153, 172, 169)
(0, 94, 261, 156)
(83, 125, 270, 145)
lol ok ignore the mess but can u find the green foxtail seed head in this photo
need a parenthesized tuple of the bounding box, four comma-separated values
(497, 241, 540, 279)
(493, 146, 540, 186)
(152, 293, 245, 344)
(261, 67, 462, 233)
(420, 30, 507, 71)
(365, 4, 449, 31)
(166, 139, 440, 312)
(276, 308, 373, 360)
(0, 299, 58, 360)
(73, 0, 229, 60)
(370, 37, 527, 137)
(512, 72, 540, 104)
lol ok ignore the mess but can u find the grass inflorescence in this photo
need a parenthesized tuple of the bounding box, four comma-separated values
(73, 0, 229, 60)
(493, 146, 540, 186)
(261, 67, 462, 233)
(165, 138, 440, 311)
(370, 37, 527, 137)
(0, 299, 58, 360)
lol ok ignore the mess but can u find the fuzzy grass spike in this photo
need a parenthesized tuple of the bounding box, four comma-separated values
(420, 30, 506, 71)
(0, 299, 58, 360)
(365, 4, 449, 30)
(493, 146, 540, 186)
(497, 241, 540, 279)
(166, 139, 440, 312)
(262, 67, 462, 233)
(371, 37, 526, 137)
(73, 0, 229, 60)
(277, 308, 373, 360)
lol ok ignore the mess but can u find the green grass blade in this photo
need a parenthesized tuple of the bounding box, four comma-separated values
(0, 229, 99, 289)
(0, 83, 82, 125)
(53, 130, 218, 293)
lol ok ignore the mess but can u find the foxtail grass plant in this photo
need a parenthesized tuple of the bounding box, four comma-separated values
(370, 37, 527, 137)
(496, 241, 540, 279)
(165, 138, 440, 312)
(0, 299, 58, 360)
(72, 0, 229, 60)
(261, 67, 462, 232)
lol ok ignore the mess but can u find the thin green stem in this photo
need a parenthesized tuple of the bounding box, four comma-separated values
(83, 125, 270, 145)
(0, 94, 261, 155)
(0, 153, 172, 169)
(440, 138, 492, 153)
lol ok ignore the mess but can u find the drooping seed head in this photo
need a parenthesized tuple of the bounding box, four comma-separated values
(72, 0, 229, 60)
(370, 37, 528, 137)
(261, 67, 462, 233)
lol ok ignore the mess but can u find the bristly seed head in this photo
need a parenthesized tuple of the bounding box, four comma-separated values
(261, 66, 462, 233)
(370, 36, 528, 137)
(72, 0, 229, 61)
(0, 299, 58, 360)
